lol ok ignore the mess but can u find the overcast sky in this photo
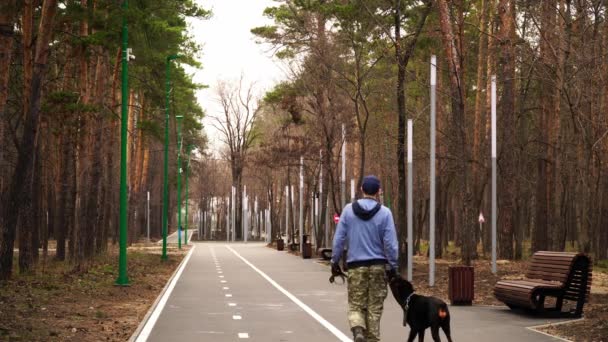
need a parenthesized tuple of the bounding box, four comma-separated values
(186, 0, 287, 154)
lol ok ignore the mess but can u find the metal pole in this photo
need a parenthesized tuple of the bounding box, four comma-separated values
(226, 196, 230, 243)
(254, 197, 258, 239)
(350, 178, 355, 202)
(407, 120, 414, 281)
(341, 124, 346, 209)
(319, 150, 324, 245)
(185, 146, 191, 245)
(285, 185, 289, 242)
(244, 191, 248, 243)
(116, 0, 130, 285)
(429, 55, 437, 287)
(231, 186, 236, 242)
(162, 54, 180, 261)
(325, 196, 330, 247)
(176, 115, 183, 249)
(147, 191, 150, 243)
(299, 156, 304, 254)
(266, 209, 270, 243)
(491, 75, 497, 274)
(311, 192, 315, 247)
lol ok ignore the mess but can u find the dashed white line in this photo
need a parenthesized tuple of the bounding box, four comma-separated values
(225, 294, 232, 297)
(221, 280, 227, 283)
(223, 287, 229, 290)
(238, 333, 249, 339)
(226, 245, 352, 342)
(228, 303, 237, 307)
(233, 315, 242, 320)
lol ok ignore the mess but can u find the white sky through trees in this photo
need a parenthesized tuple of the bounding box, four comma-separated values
(187, 0, 286, 155)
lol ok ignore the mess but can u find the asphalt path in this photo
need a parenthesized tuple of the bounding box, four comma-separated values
(158, 230, 194, 245)
(138, 242, 574, 341)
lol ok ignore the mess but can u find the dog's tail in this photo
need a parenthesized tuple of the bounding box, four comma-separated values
(438, 303, 449, 320)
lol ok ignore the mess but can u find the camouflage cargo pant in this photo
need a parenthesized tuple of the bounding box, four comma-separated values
(347, 264, 388, 342)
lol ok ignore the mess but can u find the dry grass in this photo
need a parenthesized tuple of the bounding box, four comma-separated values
(0, 245, 187, 341)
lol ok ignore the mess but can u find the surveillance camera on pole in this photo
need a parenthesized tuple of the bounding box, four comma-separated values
(127, 48, 135, 61)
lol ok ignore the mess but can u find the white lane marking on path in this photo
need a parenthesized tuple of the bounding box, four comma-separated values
(238, 333, 249, 338)
(228, 303, 237, 307)
(225, 245, 352, 342)
(225, 294, 232, 297)
(233, 315, 242, 320)
(221, 280, 227, 283)
(219, 275, 224, 278)
(135, 245, 196, 342)
(223, 287, 229, 290)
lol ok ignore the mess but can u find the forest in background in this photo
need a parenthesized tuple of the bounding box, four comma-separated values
(0, 0, 209, 280)
(2, 0, 608, 281)
(195, 0, 608, 271)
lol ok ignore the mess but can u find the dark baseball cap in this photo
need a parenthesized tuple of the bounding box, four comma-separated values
(361, 175, 381, 195)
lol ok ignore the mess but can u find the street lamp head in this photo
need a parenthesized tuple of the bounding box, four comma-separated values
(167, 54, 183, 61)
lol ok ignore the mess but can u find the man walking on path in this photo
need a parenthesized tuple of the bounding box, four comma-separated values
(331, 175, 399, 342)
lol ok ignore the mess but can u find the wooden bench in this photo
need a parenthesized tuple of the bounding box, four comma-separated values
(494, 251, 592, 317)
(317, 248, 332, 260)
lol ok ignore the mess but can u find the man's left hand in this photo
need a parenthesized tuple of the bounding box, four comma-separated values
(386, 267, 398, 282)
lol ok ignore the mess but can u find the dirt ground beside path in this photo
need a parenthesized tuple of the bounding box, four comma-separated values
(0, 244, 188, 341)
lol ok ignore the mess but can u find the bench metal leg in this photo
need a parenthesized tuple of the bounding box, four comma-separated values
(537, 294, 546, 312)
(555, 296, 564, 312)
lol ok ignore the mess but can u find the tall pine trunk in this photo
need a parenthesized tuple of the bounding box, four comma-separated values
(0, 0, 59, 280)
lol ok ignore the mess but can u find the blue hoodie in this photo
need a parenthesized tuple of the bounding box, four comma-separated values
(331, 198, 398, 270)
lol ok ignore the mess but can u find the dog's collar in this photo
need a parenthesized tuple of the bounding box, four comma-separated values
(404, 293, 414, 310)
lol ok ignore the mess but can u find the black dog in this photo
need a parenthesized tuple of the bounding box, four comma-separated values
(389, 277, 453, 342)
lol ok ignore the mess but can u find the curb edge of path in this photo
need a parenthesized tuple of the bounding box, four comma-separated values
(128, 245, 196, 342)
(526, 318, 584, 342)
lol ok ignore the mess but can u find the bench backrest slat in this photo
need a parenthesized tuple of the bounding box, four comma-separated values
(526, 252, 576, 283)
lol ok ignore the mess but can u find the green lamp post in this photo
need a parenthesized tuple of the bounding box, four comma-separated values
(116, 0, 130, 286)
(162, 54, 181, 261)
(176, 115, 184, 249)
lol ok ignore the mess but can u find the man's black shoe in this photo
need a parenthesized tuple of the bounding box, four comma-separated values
(351, 326, 366, 342)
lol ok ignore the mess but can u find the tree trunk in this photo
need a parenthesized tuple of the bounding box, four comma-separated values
(0, 1, 17, 182)
(497, 0, 516, 259)
(533, 0, 557, 252)
(394, 0, 431, 272)
(0, 0, 59, 280)
(436, 0, 474, 265)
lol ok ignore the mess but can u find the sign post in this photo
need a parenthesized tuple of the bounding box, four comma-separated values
(341, 124, 346, 209)
(429, 55, 437, 287)
(407, 119, 414, 281)
(491, 75, 497, 274)
(479, 212, 485, 253)
(300, 156, 304, 255)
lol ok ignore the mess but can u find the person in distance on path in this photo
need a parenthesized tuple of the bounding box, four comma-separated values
(331, 175, 399, 342)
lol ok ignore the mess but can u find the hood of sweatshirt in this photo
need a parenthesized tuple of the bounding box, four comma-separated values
(352, 199, 382, 221)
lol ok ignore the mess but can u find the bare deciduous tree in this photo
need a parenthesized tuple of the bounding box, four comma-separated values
(212, 77, 261, 240)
